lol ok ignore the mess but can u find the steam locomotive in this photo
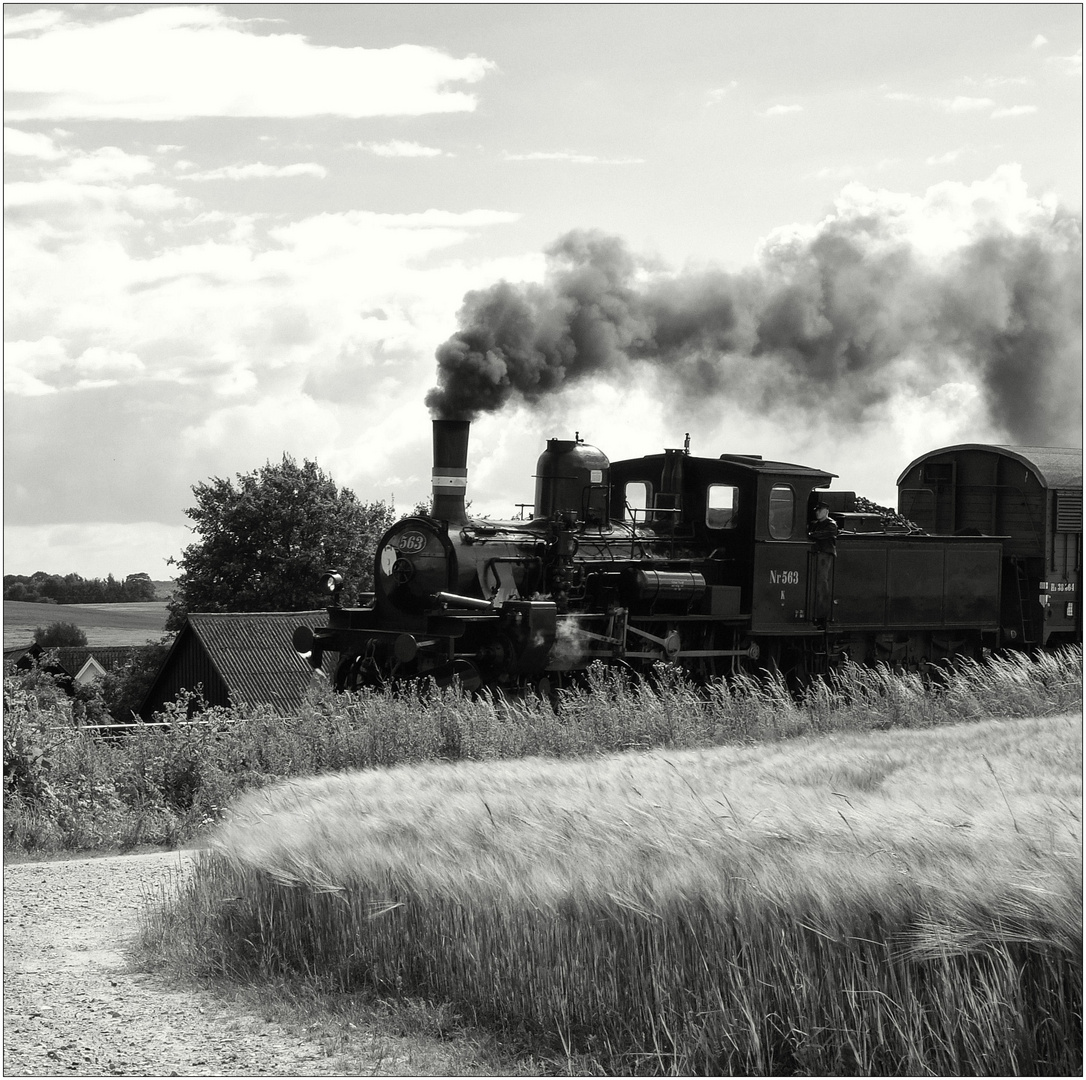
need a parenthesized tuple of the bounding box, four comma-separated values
(293, 420, 1082, 694)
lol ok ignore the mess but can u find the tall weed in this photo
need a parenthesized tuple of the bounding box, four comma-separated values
(4, 647, 1081, 855)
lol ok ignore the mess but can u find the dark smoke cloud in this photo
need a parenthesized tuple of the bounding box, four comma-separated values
(427, 191, 1082, 445)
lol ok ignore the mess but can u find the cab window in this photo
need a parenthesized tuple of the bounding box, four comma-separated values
(769, 485, 795, 538)
(706, 484, 739, 529)
(624, 481, 651, 522)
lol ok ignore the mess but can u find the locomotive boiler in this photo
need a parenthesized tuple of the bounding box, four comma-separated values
(293, 420, 1082, 694)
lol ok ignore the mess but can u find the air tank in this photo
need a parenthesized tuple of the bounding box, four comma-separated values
(533, 436, 610, 524)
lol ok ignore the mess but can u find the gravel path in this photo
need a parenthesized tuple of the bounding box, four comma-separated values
(3, 850, 359, 1077)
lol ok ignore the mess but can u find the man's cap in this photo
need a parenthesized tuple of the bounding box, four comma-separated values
(814, 501, 830, 510)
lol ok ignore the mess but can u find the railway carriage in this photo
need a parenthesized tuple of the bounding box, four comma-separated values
(897, 444, 1083, 649)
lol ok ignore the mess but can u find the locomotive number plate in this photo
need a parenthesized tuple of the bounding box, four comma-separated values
(769, 569, 800, 585)
(397, 531, 428, 554)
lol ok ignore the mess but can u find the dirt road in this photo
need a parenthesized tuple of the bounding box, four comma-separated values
(3, 850, 359, 1077)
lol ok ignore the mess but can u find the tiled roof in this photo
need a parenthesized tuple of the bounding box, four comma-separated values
(187, 611, 330, 714)
(4, 644, 139, 675)
(55, 646, 141, 675)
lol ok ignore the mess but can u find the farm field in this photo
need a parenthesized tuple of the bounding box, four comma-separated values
(3, 600, 170, 649)
(154, 708, 1082, 1076)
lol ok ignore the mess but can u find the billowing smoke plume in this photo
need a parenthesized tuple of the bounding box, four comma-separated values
(426, 170, 1081, 445)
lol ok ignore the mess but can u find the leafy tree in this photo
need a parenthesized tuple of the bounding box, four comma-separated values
(97, 636, 173, 723)
(4, 570, 159, 604)
(124, 573, 157, 601)
(167, 455, 393, 630)
(32, 622, 88, 647)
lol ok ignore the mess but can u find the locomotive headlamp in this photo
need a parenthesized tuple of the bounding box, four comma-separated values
(319, 571, 344, 596)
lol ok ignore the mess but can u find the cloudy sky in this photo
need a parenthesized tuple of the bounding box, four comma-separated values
(4, 3, 1082, 579)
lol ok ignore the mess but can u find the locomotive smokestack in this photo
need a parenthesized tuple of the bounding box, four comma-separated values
(432, 418, 470, 524)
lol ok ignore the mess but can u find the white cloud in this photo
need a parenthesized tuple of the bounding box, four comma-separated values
(4, 142, 180, 222)
(1031, 34, 1049, 48)
(764, 104, 804, 116)
(501, 150, 646, 164)
(4, 177, 186, 215)
(964, 75, 1031, 88)
(706, 81, 738, 104)
(3, 8, 67, 36)
(926, 150, 961, 165)
(1046, 48, 1082, 76)
(72, 377, 121, 391)
(57, 146, 157, 183)
(5, 337, 69, 394)
(763, 163, 1066, 266)
(4, 368, 58, 396)
(3, 338, 146, 396)
(939, 96, 995, 113)
(4, 170, 541, 536)
(812, 165, 858, 181)
(356, 140, 446, 158)
(77, 345, 145, 375)
(4, 126, 65, 159)
(991, 105, 1039, 119)
(180, 161, 328, 181)
(2, 521, 193, 579)
(887, 92, 1035, 120)
(4, 6, 495, 120)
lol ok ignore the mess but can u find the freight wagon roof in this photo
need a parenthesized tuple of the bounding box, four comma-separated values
(897, 445, 1083, 491)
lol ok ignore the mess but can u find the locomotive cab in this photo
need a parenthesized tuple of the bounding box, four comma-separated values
(608, 451, 836, 627)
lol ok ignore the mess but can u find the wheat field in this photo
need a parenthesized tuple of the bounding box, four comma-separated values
(150, 702, 1082, 1075)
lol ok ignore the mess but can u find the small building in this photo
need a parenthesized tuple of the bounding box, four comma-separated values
(139, 611, 333, 720)
(5, 644, 139, 689)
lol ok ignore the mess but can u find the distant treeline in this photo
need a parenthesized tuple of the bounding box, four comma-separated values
(3, 571, 158, 604)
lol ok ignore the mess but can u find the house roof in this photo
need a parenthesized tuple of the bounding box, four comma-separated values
(5, 644, 139, 675)
(74, 657, 109, 684)
(146, 610, 332, 716)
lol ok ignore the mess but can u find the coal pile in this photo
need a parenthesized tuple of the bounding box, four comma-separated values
(854, 495, 924, 533)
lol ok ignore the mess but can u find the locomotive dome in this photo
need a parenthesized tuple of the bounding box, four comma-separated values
(533, 436, 610, 525)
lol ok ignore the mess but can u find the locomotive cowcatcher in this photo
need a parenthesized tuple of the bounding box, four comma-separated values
(292, 420, 1081, 694)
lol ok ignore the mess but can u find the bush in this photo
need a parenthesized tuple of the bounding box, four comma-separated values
(97, 637, 172, 723)
(32, 621, 88, 647)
